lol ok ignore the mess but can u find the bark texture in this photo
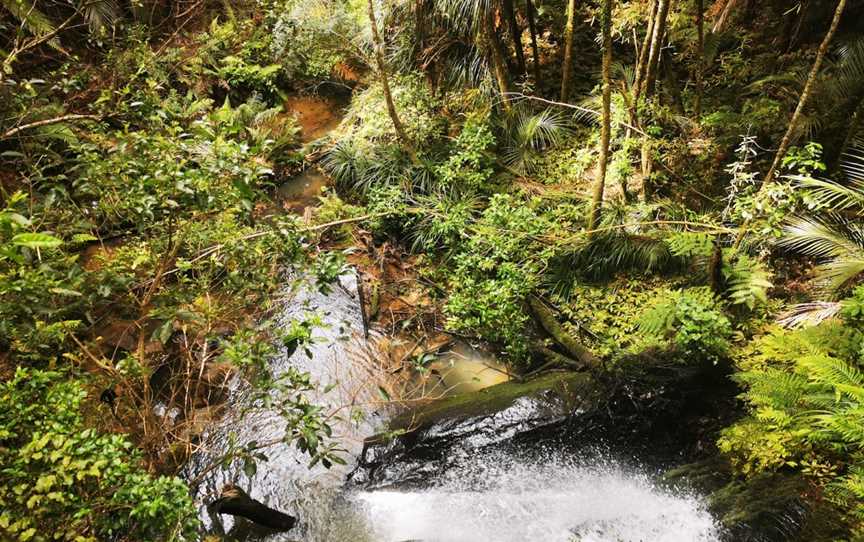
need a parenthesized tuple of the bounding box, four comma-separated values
(588, 0, 613, 230)
(763, 0, 848, 186)
(525, 0, 541, 82)
(560, 0, 577, 101)
(210, 485, 297, 531)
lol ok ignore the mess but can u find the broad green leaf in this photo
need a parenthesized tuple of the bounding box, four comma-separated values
(12, 233, 62, 249)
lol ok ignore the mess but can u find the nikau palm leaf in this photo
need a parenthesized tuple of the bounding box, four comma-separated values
(500, 107, 568, 175)
(779, 144, 864, 295)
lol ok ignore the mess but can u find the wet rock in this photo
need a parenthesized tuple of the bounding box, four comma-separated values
(352, 372, 602, 487)
(208, 484, 297, 532)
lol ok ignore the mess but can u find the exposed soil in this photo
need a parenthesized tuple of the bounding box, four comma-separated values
(284, 95, 346, 143)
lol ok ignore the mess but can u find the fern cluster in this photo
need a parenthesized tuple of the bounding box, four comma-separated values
(720, 309, 864, 532)
(638, 287, 733, 362)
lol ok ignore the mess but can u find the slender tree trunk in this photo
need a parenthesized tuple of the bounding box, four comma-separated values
(639, 0, 669, 192)
(695, 0, 704, 117)
(367, 0, 415, 151)
(525, 0, 541, 82)
(633, 0, 657, 105)
(588, 0, 613, 230)
(712, 0, 738, 33)
(485, 8, 513, 110)
(642, 0, 670, 98)
(416, 0, 429, 85)
(560, 0, 577, 101)
(501, 0, 526, 74)
(763, 0, 848, 187)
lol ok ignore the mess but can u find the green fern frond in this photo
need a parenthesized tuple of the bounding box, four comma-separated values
(722, 251, 773, 310)
(666, 232, 714, 258)
(1, 0, 61, 49)
(799, 354, 864, 396)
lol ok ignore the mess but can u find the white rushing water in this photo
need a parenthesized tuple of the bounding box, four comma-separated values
(351, 452, 721, 542)
(188, 273, 722, 542)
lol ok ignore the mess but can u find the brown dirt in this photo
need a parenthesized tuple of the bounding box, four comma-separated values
(284, 96, 346, 143)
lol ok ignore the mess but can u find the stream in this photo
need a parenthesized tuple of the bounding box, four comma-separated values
(186, 94, 726, 542)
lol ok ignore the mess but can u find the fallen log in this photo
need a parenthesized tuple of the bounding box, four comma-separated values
(209, 484, 297, 531)
(528, 296, 600, 369)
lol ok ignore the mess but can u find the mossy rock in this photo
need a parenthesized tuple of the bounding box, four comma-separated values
(382, 370, 599, 436)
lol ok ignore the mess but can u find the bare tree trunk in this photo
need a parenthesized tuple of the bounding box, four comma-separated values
(633, 0, 658, 105)
(695, 0, 704, 117)
(560, 0, 577, 101)
(763, 0, 848, 186)
(712, 0, 739, 33)
(588, 0, 613, 230)
(367, 0, 415, 151)
(485, 8, 513, 110)
(525, 0, 541, 82)
(642, 0, 670, 98)
(501, 0, 526, 74)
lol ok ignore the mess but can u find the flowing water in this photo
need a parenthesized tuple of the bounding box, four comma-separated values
(187, 271, 723, 541)
(354, 452, 720, 542)
(188, 94, 724, 542)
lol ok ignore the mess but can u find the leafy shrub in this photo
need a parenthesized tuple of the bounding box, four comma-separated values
(185, 18, 285, 99)
(719, 314, 864, 532)
(0, 368, 198, 542)
(337, 73, 445, 150)
(555, 279, 680, 359)
(269, 0, 365, 80)
(444, 195, 556, 359)
(434, 114, 496, 192)
(639, 287, 733, 362)
(68, 121, 271, 234)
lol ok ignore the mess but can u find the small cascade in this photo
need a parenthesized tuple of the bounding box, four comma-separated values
(352, 451, 721, 542)
(185, 272, 389, 540)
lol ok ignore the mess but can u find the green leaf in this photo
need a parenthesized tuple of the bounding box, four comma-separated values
(376, 386, 391, 401)
(50, 288, 83, 297)
(12, 233, 62, 249)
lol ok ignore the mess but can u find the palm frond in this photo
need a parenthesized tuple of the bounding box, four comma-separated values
(500, 107, 569, 175)
(777, 302, 843, 329)
(792, 175, 864, 212)
(780, 216, 863, 260)
(840, 141, 864, 182)
(82, 0, 120, 34)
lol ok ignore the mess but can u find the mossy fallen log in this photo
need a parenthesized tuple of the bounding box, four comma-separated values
(529, 296, 599, 369)
(209, 484, 297, 531)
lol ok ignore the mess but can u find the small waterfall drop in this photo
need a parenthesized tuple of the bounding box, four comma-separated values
(351, 451, 721, 542)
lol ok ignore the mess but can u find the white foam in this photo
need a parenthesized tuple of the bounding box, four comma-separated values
(352, 454, 720, 542)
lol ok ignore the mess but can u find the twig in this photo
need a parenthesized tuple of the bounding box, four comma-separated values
(1, 114, 101, 140)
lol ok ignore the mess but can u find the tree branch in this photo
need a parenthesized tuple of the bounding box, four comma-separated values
(1, 114, 101, 140)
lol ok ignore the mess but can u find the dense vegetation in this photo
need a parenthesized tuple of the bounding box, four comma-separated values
(2, 0, 864, 539)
